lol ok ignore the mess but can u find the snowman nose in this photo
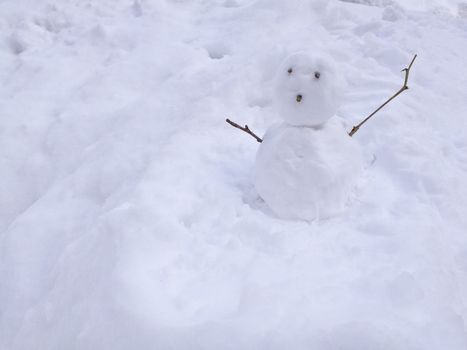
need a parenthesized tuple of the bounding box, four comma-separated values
(296, 94, 303, 103)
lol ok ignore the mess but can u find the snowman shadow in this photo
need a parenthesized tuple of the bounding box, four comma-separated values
(242, 189, 301, 222)
(240, 181, 274, 216)
(242, 182, 334, 224)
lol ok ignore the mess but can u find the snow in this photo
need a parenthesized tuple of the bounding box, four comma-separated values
(1, 0, 467, 349)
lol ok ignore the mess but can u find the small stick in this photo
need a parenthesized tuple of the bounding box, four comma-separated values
(349, 54, 417, 137)
(226, 118, 263, 143)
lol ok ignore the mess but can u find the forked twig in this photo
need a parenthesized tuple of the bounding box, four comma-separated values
(349, 54, 417, 137)
(226, 118, 263, 143)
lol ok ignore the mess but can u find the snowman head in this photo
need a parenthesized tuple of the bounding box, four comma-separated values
(274, 52, 344, 127)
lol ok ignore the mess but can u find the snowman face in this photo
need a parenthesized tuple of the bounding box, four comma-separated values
(275, 53, 344, 127)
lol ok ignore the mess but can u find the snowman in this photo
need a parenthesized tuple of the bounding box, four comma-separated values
(227, 52, 416, 221)
(254, 52, 363, 221)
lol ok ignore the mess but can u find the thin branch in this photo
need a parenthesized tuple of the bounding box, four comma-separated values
(349, 54, 417, 137)
(226, 118, 263, 143)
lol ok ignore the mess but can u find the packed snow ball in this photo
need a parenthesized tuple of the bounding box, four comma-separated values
(255, 119, 363, 221)
(255, 53, 362, 221)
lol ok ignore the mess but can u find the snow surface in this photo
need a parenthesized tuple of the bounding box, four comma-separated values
(1, 0, 467, 349)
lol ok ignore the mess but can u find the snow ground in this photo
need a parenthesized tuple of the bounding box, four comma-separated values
(1, 0, 467, 349)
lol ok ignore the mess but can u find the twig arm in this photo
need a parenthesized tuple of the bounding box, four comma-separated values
(226, 118, 263, 143)
(349, 54, 417, 137)
(403, 54, 417, 87)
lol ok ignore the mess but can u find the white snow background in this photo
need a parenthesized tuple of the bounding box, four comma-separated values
(1, 0, 467, 349)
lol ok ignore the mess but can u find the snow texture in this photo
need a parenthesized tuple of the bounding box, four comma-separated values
(1, 0, 467, 349)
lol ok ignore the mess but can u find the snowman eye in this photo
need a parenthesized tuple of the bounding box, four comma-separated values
(314, 72, 321, 79)
(287, 68, 293, 75)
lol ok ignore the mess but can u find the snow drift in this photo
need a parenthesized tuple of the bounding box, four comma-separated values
(1, 0, 467, 349)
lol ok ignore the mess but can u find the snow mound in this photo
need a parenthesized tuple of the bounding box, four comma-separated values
(1, 0, 467, 349)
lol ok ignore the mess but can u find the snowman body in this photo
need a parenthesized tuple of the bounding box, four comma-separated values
(254, 53, 362, 221)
